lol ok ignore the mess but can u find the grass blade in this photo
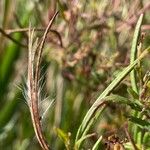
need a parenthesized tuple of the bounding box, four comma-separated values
(130, 14, 144, 93)
(129, 14, 144, 144)
(92, 136, 102, 150)
(75, 46, 150, 147)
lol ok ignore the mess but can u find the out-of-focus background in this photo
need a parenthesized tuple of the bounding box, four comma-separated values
(0, 0, 150, 149)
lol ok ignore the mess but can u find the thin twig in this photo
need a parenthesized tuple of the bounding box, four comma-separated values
(0, 27, 27, 47)
(5, 28, 46, 34)
(124, 123, 139, 150)
(5, 28, 63, 47)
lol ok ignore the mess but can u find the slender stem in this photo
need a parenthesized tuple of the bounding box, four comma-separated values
(5, 28, 63, 47)
(27, 12, 58, 150)
(28, 28, 50, 150)
(124, 124, 139, 150)
(0, 27, 27, 47)
(35, 11, 59, 89)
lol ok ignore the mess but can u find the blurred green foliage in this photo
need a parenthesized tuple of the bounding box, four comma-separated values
(0, 0, 150, 149)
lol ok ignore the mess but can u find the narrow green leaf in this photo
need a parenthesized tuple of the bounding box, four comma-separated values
(129, 14, 144, 145)
(130, 14, 144, 93)
(75, 133, 96, 150)
(127, 87, 139, 99)
(75, 46, 150, 147)
(92, 136, 102, 150)
(128, 116, 150, 129)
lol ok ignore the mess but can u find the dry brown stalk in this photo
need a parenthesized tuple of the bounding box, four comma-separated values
(35, 11, 59, 89)
(27, 11, 58, 150)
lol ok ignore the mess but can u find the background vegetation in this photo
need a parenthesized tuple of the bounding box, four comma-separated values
(0, 0, 150, 149)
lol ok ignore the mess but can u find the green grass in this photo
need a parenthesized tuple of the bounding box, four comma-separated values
(0, 0, 150, 149)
